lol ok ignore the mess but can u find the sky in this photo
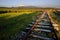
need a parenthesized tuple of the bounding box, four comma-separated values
(0, 0, 60, 8)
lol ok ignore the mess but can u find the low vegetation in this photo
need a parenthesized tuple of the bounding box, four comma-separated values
(50, 11, 60, 40)
(0, 11, 42, 40)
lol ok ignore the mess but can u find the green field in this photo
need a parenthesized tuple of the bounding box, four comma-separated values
(0, 11, 42, 40)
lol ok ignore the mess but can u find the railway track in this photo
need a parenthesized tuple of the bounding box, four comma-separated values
(20, 11, 58, 40)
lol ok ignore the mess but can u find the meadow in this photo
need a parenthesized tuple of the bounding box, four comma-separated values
(0, 9, 42, 40)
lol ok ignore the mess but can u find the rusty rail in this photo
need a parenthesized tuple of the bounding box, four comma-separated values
(23, 12, 46, 40)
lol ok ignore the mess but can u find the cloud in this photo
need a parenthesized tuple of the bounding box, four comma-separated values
(19, 4, 25, 6)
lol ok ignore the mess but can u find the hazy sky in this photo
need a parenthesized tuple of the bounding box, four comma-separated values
(0, 0, 60, 8)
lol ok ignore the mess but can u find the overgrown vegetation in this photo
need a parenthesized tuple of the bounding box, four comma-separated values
(53, 11, 60, 26)
(51, 11, 60, 40)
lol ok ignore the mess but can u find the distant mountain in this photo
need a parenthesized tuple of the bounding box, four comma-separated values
(0, 6, 60, 9)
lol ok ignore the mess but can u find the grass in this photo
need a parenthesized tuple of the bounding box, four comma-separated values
(50, 11, 60, 40)
(0, 11, 42, 40)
